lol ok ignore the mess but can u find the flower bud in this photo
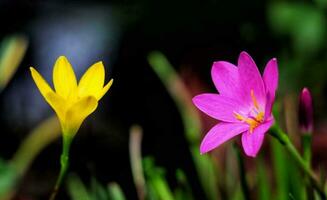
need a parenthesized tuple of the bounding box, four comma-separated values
(299, 88, 313, 133)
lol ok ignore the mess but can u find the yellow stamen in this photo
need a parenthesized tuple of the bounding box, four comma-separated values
(234, 90, 265, 133)
(246, 118, 259, 133)
(251, 89, 259, 110)
(234, 112, 245, 121)
(256, 111, 264, 122)
(234, 113, 260, 133)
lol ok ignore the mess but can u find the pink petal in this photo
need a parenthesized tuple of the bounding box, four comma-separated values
(200, 122, 248, 154)
(264, 92, 274, 120)
(241, 120, 274, 157)
(263, 58, 278, 119)
(211, 61, 239, 97)
(192, 93, 243, 122)
(238, 51, 266, 107)
(263, 58, 278, 99)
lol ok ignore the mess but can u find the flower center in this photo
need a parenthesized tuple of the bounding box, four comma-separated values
(234, 90, 264, 133)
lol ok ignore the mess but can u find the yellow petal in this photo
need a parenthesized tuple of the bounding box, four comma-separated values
(97, 79, 113, 100)
(53, 56, 77, 99)
(78, 61, 105, 98)
(63, 96, 98, 135)
(65, 89, 79, 107)
(30, 67, 54, 98)
(45, 92, 66, 125)
(30, 67, 67, 127)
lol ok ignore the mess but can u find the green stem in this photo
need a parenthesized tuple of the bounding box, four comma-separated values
(302, 134, 312, 168)
(270, 125, 326, 200)
(234, 144, 250, 200)
(302, 134, 313, 200)
(49, 135, 72, 200)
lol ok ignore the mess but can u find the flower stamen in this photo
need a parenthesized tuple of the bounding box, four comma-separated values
(234, 90, 265, 133)
(251, 89, 259, 110)
(234, 112, 260, 133)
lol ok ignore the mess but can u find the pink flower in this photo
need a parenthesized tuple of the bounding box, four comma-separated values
(299, 87, 314, 133)
(193, 51, 278, 157)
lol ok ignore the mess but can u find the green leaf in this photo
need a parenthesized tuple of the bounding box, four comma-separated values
(0, 158, 17, 198)
(271, 137, 288, 200)
(147, 51, 201, 143)
(143, 157, 175, 200)
(107, 182, 126, 200)
(0, 35, 28, 91)
(191, 147, 219, 200)
(90, 177, 109, 200)
(257, 157, 270, 200)
(129, 125, 146, 200)
(66, 174, 91, 200)
(230, 183, 244, 200)
(287, 158, 306, 200)
(148, 51, 219, 200)
(174, 169, 194, 200)
(234, 145, 250, 200)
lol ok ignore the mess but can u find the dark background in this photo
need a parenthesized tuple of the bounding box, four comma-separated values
(0, 0, 326, 199)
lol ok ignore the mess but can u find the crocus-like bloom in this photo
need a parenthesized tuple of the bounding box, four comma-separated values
(299, 87, 313, 133)
(193, 51, 278, 157)
(30, 56, 113, 136)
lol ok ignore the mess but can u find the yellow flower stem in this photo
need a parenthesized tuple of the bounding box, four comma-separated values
(270, 125, 326, 200)
(49, 134, 73, 200)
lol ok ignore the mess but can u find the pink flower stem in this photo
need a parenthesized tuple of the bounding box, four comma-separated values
(270, 125, 326, 200)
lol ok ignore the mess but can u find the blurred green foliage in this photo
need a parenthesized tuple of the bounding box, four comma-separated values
(107, 183, 127, 200)
(0, 35, 28, 91)
(0, 159, 16, 198)
(268, 0, 327, 119)
(1, 0, 327, 199)
(67, 174, 91, 200)
(143, 157, 196, 200)
(269, 2, 325, 56)
(257, 157, 270, 200)
(148, 51, 219, 200)
(67, 175, 126, 200)
(0, 116, 61, 199)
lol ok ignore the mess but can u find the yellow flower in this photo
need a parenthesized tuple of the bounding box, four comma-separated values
(30, 56, 113, 136)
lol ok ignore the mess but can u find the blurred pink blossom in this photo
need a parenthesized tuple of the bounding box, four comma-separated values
(299, 87, 314, 133)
